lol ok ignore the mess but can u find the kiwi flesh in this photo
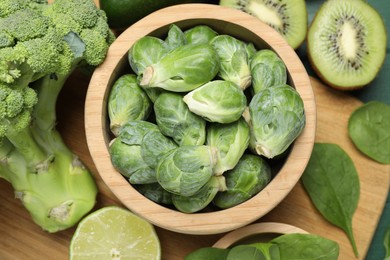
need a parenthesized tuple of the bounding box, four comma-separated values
(219, 0, 307, 49)
(307, 0, 387, 90)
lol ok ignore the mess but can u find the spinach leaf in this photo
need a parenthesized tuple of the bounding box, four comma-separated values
(226, 245, 268, 260)
(184, 247, 229, 260)
(301, 143, 360, 257)
(385, 225, 390, 260)
(348, 101, 390, 164)
(249, 243, 280, 260)
(271, 233, 339, 260)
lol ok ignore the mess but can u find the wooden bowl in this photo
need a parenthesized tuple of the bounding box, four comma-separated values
(85, 4, 316, 235)
(213, 222, 308, 248)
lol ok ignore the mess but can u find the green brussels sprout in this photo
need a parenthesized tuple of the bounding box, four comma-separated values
(107, 74, 152, 136)
(184, 25, 218, 45)
(183, 80, 247, 123)
(210, 35, 251, 90)
(172, 176, 227, 213)
(109, 138, 156, 184)
(109, 120, 178, 184)
(213, 154, 271, 209)
(165, 24, 186, 50)
(135, 183, 173, 205)
(139, 44, 220, 92)
(118, 120, 159, 145)
(206, 118, 250, 175)
(128, 36, 169, 75)
(247, 84, 305, 159)
(154, 92, 206, 146)
(141, 129, 178, 168)
(250, 50, 287, 94)
(156, 145, 217, 197)
(142, 87, 166, 103)
(246, 42, 257, 59)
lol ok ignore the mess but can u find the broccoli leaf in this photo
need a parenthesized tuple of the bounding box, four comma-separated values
(63, 32, 85, 59)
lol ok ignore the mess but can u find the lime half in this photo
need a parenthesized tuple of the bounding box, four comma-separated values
(70, 206, 161, 260)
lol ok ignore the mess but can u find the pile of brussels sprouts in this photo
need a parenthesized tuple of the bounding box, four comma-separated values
(107, 24, 306, 213)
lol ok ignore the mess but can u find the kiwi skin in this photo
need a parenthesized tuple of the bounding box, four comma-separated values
(219, 0, 308, 49)
(307, 0, 387, 90)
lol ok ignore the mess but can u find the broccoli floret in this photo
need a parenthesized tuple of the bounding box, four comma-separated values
(0, 0, 113, 232)
(0, 0, 29, 18)
(1, 9, 50, 42)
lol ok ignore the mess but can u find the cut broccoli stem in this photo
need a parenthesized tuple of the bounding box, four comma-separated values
(4, 129, 97, 233)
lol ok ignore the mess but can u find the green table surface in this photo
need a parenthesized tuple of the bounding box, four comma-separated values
(300, 1, 390, 259)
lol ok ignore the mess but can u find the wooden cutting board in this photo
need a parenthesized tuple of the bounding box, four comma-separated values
(0, 74, 388, 260)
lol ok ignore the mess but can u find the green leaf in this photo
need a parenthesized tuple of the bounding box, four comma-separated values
(385, 225, 390, 259)
(226, 245, 267, 260)
(348, 101, 390, 164)
(271, 233, 339, 260)
(184, 247, 230, 260)
(301, 143, 360, 257)
(63, 32, 85, 59)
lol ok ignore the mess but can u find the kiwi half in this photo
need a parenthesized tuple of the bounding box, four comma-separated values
(219, 0, 307, 49)
(307, 0, 387, 90)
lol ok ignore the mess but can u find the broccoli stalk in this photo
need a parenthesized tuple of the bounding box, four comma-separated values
(0, 0, 114, 232)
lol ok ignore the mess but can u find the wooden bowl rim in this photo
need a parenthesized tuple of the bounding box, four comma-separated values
(85, 3, 316, 235)
(213, 222, 308, 249)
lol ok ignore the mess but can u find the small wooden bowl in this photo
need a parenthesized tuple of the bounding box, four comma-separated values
(213, 222, 308, 248)
(85, 4, 316, 235)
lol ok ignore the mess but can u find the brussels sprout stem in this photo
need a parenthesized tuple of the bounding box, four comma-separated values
(255, 144, 273, 159)
(242, 107, 251, 125)
(140, 66, 154, 87)
(216, 175, 227, 192)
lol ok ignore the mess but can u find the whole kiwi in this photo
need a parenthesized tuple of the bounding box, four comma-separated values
(219, 0, 307, 49)
(307, 0, 387, 90)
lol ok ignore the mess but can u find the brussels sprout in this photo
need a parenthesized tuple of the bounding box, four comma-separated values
(156, 145, 217, 197)
(250, 49, 283, 68)
(246, 42, 257, 59)
(247, 84, 305, 159)
(107, 74, 152, 136)
(154, 92, 206, 146)
(110, 120, 178, 184)
(206, 118, 250, 175)
(210, 35, 251, 90)
(165, 24, 186, 50)
(141, 129, 178, 168)
(184, 25, 218, 45)
(109, 138, 156, 184)
(172, 176, 226, 213)
(142, 87, 166, 103)
(118, 120, 159, 145)
(135, 183, 173, 205)
(183, 80, 247, 123)
(139, 44, 220, 92)
(213, 154, 271, 209)
(250, 50, 287, 94)
(128, 36, 169, 75)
